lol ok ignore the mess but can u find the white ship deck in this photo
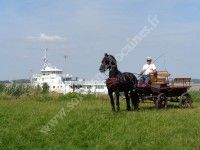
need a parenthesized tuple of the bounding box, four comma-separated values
(31, 50, 107, 94)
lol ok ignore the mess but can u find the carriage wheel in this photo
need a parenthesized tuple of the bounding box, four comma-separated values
(179, 93, 192, 108)
(156, 93, 167, 109)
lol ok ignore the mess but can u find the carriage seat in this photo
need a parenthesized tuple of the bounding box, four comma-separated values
(170, 78, 191, 88)
(150, 71, 171, 87)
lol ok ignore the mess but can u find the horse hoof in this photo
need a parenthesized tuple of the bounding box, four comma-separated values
(126, 108, 131, 111)
(117, 108, 120, 112)
(112, 108, 116, 112)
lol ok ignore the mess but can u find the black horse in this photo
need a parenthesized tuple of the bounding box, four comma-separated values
(99, 53, 139, 111)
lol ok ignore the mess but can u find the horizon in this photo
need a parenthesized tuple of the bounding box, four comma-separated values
(0, 0, 200, 80)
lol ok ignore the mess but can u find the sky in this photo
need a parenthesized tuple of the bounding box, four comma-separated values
(0, 0, 200, 80)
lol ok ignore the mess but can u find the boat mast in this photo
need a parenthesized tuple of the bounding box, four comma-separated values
(64, 55, 68, 74)
(42, 48, 48, 68)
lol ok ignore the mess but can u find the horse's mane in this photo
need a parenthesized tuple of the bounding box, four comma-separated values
(108, 55, 117, 63)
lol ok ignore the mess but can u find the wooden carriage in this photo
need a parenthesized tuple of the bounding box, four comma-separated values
(136, 71, 192, 109)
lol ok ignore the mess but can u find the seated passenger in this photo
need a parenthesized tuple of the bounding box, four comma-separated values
(139, 57, 157, 85)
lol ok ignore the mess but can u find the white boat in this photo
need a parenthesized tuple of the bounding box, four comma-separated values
(31, 50, 108, 94)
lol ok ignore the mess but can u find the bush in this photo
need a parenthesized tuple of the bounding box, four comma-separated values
(42, 83, 49, 94)
(34, 85, 42, 95)
(0, 83, 6, 93)
(35, 94, 53, 102)
(4, 84, 31, 98)
(58, 92, 84, 101)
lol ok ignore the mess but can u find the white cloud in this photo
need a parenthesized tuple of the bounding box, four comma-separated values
(27, 33, 66, 42)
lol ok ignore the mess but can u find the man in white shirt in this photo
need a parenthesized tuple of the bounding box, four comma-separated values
(139, 57, 157, 84)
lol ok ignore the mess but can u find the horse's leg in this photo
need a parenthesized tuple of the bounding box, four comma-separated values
(115, 91, 120, 111)
(130, 91, 139, 110)
(125, 92, 131, 111)
(108, 90, 115, 111)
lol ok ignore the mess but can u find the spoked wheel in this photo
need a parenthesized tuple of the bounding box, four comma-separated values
(179, 93, 192, 108)
(156, 93, 168, 109)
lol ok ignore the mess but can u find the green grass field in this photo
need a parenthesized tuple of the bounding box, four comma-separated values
(0, 92, 200, 150)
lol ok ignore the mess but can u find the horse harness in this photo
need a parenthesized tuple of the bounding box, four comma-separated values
(106, 73, 128, 89)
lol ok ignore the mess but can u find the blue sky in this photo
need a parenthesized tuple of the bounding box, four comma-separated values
(0, 0, 200, 80)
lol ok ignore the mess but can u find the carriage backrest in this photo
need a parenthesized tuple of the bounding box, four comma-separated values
(158, 71, 171, 77)
(150, 71, 171, 86)
(171, 78, 191, 87)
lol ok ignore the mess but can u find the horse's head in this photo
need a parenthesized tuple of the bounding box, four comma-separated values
(99, 53, 117, 73)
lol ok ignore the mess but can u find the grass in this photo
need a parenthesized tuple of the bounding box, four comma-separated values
(0, 90, 200, 150)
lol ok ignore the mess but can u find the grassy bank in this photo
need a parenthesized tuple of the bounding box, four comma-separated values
(0, 88, 199, 150)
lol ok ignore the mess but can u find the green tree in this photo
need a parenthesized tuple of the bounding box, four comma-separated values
(0, 83, 6, 93)
(42, 83, 49, 94)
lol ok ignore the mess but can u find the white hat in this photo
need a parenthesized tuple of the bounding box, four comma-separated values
(146, 56, 152, 60)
